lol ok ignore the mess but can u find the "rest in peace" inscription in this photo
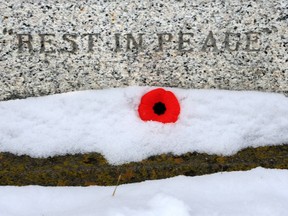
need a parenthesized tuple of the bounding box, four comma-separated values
(2, 30, 262, 54)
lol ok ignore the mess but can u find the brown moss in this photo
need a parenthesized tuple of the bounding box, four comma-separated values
(0, 145, 287, 186)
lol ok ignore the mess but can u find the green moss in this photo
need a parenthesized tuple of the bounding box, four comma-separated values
(0, 145, 288, 186)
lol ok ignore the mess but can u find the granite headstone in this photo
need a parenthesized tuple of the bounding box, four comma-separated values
(0, 0, 287, 100)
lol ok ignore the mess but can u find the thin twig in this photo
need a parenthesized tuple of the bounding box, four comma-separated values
(112, 174, 122, 196)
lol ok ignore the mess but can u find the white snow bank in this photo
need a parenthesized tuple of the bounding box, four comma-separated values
(0, 87, 288, 164)
(0, 168, 287, 216)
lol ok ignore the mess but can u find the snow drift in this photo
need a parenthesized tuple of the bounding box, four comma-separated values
(0, 87, 288, 164)
(0, 168, 287, 216)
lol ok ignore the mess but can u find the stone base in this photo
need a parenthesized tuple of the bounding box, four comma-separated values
(0, 145, 287, 186)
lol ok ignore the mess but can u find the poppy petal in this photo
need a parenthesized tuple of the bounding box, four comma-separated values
(138, 88, 180, 123)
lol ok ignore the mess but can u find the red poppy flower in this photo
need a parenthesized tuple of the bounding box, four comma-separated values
(138, 88, 180, 123)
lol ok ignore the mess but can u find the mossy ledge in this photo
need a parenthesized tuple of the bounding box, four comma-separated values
(1, 145, 288, 186)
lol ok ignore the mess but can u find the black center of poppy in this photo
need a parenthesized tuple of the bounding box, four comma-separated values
(153, 102, 166, 115)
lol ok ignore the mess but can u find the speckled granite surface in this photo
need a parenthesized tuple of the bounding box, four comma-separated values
(0, 0, 287, 100)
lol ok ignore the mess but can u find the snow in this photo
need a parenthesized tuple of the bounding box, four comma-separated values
(0, 168, 287, 216)
(0, 87, 288, 164)
(1, 89, 287, 214)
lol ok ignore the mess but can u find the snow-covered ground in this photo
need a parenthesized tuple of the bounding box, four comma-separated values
(0, 168, 287, 216)
(0, 87, 288, 164)
(1, 88, 288, 215)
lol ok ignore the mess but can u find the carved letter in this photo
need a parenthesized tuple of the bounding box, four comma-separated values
(178, 32, 193, 52)
(156, 33, 172, 51)
(82, 33, 100, 52)
(17, 34, 33, 53)
(245, 32, 260, 52)
(39, 34, 56, 54)
(224, 32, 241, 52)
(126, 33, 144, 51)
(114, 33, 121, 52)
(201, 31, 219, 52)
(62, 34, 78, 53)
